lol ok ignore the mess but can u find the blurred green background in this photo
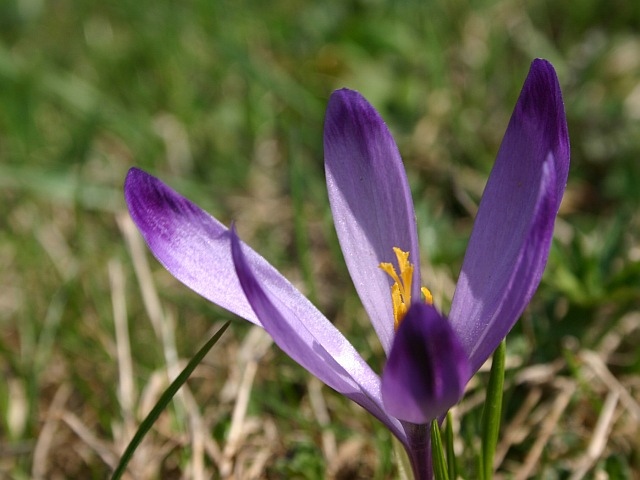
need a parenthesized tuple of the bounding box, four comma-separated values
(1, 0, 639, 478)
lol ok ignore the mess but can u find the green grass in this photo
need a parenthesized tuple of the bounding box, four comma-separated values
(1, 0, 639, 478)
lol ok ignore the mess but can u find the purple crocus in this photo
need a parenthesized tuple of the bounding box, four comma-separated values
(124, 59, 569, 479)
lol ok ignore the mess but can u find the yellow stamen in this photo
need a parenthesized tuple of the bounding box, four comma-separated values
(379, 247, 433, 330)
(421, 287, 433, 305)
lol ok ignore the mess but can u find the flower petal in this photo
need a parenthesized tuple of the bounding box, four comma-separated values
(229, 226, 407, 441)
(324, 89, 421, 355)
(449, 59, 570, 373)
(125, 167, 312, 328)
(381, 303, 470, 424)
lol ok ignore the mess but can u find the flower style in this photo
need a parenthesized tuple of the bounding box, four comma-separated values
(124, 59, 569, 479)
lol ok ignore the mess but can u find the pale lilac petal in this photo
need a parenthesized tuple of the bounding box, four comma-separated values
(381, 304, 470, 424)
(450, 59, 570, 373)
(229, 227, 407, 441)
(125, 168, 311, 327)
(324, 89, 421, 355)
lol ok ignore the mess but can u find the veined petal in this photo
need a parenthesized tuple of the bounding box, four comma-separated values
(381, 303, 470, 424)
(125, 168, 310, 328)
(230, 227, 406, 441)
(324, 89, 421, 355)
(450, 59, 570, 373)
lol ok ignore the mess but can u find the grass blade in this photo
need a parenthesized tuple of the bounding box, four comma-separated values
(480, 339, 506, 480)
(110, 321, 231, 480)
(431, 420, 450, 480)
(445, 411, 457, 480)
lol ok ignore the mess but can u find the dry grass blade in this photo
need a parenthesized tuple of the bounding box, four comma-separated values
(495, 387, 543, 467)
(514, 379, 576, 480)
(308, 377, 337, 465)
(62, 411, 120, 469)
(220, 359, 258, 476)
(569, 390, 619, 480)
(117, 212, 165, 340)
(220, 326, 273, 477)
(31, 384, 72, 480)
(581, 350, 640, 422)
(109, 259, 136, 442)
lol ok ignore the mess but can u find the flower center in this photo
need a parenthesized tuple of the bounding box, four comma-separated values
(379, 247, 433, 330)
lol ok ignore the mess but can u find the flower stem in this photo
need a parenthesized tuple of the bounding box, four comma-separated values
(403, 423, 432, 480)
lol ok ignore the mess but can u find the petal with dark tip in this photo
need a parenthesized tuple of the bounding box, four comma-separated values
(229, 227, 407, 442)
(324, 89, 421, 355)
(381, 303, 470, 424)
(449, 59, 569, 373)
(125, 167, 317, 328)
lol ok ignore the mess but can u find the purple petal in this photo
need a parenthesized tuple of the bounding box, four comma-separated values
(324, 89, 421, 355)
(449, 59, 570, 373)
(381, 303, 470, 424)
(229, 227, 407, 441)
(125, 168, 313, 327)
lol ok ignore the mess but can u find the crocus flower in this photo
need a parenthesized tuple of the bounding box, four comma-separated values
(124, 58, 569, 479)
